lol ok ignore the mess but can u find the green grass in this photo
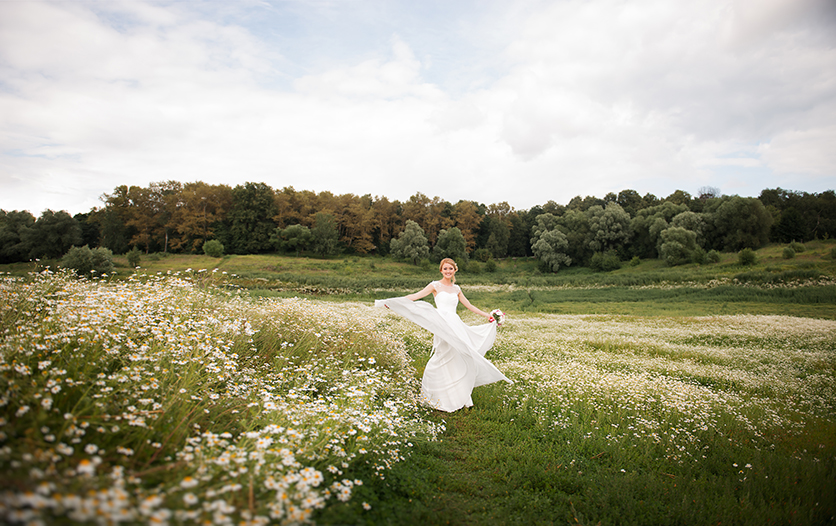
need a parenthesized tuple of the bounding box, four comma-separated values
(20, 239, 825, 319)
(319, 387, 836, 526)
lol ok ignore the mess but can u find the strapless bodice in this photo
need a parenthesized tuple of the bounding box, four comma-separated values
(434, 290, 459, 314)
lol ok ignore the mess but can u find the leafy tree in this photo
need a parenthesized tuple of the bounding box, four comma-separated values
(774, 207, 805, 243)
(665, 190, 693, 208)
(124, 185, 160, 253)
(390, 220, 429, 264)
(815, 190, 836, 239)
(507, 213, 532, 257)
(531, 213, 572, 272)
(339, 194, 376, 254)
(401, 193, 453, 245)
(617, 189, 644, 217)
(95, 185, 136, 254)
(478, 214, 510, 258)
(311, 212, 339, 256)
(171, 182, 233, 252)
(532, 229, 572, 272)
(659, 226, 698, 266)
(759, 188, 836, 241)
(630, 202, 689, 258)
(73, 212, 100, 248)
(531, 213, 560, 242)
(23, 210, 82, 260)
(670, 211, 706, 246)
(221, 182, 278, 254)
(433, 227, 468, 263)
(586, 203, 631, 254)
(705, 196, 771, 251)
(452, 201, 482, 253)
(276, 224, 312, 256)
(369, 196, 401, 256)
(556, 209, 591, 264)
(566, 195, 605, 212)
(0, 210, 36, 263)
(121, 181, 183, 254)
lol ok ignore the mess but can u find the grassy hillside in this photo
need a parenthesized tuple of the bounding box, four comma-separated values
(4, 240, 835, 319)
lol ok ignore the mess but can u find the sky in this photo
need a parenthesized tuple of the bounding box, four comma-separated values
(1, 0, 835, 216)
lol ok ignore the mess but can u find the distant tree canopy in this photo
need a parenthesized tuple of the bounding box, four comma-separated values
(530, 213, 572, 272)
(2, 183, 834, 273)
(433, 227, 469, 264)
(390, 220, 430, 265)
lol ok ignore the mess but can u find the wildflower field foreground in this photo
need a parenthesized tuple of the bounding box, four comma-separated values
(2, 271, 835, 525)
(0, 270, 443, 525)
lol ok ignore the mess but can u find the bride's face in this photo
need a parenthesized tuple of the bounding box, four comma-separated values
(440, 263, 456, 280)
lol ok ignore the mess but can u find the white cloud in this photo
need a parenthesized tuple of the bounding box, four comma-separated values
(760, 126, 836, 177)
(0, 0, 833, 216)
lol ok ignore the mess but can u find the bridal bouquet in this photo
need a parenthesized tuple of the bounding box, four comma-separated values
(489, 309, 506, 326)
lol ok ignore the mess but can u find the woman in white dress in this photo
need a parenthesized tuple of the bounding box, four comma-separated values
(375, 258, 512, 412)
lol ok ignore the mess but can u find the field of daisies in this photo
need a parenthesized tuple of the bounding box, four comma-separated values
(1, 270, 446, 525)
(2, 269, 835, 525)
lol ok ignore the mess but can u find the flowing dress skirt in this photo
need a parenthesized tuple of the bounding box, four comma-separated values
(375, 296, 512, 412)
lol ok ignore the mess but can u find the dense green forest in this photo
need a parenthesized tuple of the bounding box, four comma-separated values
(1, 182, 834, 270)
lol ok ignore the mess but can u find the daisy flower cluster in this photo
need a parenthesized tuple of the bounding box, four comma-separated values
(0, 269, 443, 525)
(492, 313, 836, 463)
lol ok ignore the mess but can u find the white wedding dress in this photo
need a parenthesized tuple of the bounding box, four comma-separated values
(375, 281, 512, 412)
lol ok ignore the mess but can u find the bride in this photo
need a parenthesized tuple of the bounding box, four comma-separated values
(375, 258, 512, 412)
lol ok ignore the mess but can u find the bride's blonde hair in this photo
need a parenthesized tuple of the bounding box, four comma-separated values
(439, 258, 458, 284)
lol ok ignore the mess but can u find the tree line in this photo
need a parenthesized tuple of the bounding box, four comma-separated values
(1, 182, 834, 271)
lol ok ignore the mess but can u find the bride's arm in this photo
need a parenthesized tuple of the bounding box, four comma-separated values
(405, 283, 435, 301)
(458, 291, 490, 319)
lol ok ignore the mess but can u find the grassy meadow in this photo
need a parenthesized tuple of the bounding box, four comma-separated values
(1, 243, 835, 525)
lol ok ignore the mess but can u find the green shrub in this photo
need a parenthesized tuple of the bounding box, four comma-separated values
(706, 250, 721, 264)
(467, 261, 482, 274)
(473, 248, 491, 262)
(738, 248, 757, 266)
(61, 245, 114, 277)
(692, 247, 706, 265)
(789, 241, 806, 253)
(485, 259, 497, 273)
(629, 256, 641, 267)
(203, 239, 224, 257)
(590, 251, 621, 272)
(782, 246, 796, 259)
(127, 246, 141, 267)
